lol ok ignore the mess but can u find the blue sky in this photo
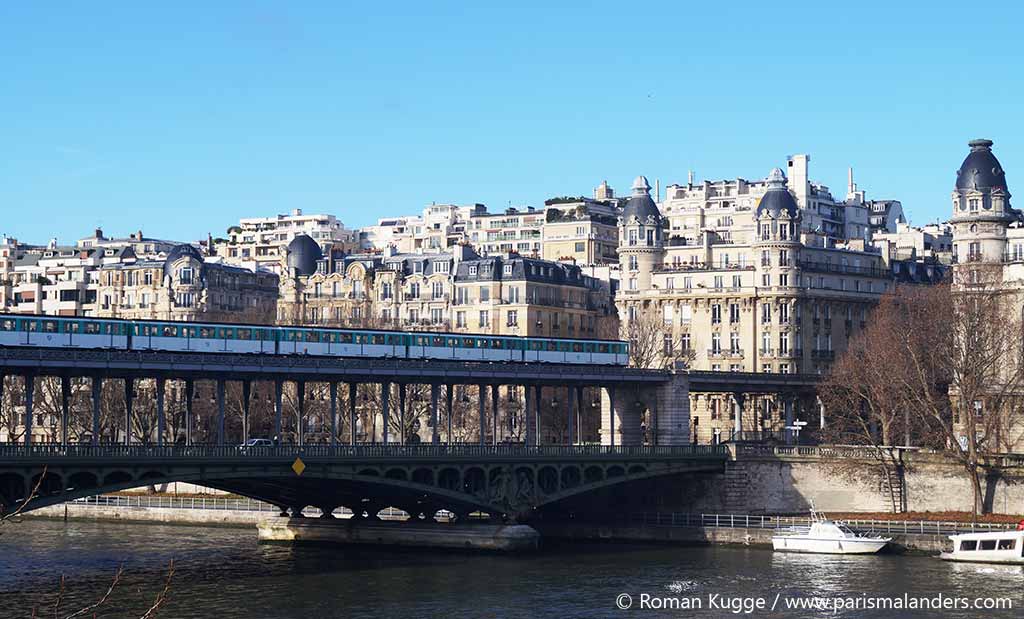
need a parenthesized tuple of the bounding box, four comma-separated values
(2, 1, 1022, 244)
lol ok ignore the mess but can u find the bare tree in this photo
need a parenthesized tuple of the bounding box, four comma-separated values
(622, 307, 696, 369)
(835, 273, 1024, 516)
(820, 291, 922, 512)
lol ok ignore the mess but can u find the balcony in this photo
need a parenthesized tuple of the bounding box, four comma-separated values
(811, 349, 835, 360)
(707, 349, 725, 358)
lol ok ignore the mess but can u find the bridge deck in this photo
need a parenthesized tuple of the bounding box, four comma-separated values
(0, 444, 729, 465)
(0, 348, 667, 386)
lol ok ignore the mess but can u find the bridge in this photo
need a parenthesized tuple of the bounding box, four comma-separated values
(0, 444, 728, 522)
(0, 347, 819, 448)
(0, 347, 820, 522)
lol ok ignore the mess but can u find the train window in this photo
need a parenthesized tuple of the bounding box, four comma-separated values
(546, 341, 558, 352)
(340, 333, 353, 344)
(65, 322, 81, 334)
(1, 319, 14, 331)
(559, 342, 570, 352)
(184, 327, 197, 338)
(199, 327, 214, 338)
(304, 331, 319, 343)
(26, 320, 38, 332)
(462, 338, 475, 348)
(598, 343, 609, 353)
(491, 339, 503, 349)
(371, 334, 385, 345)
(572, 343, 583, 353)
(284, 330, 299, 341)
(85, 323, 101, 334)
(161, 325, 176, 337)
(583, 343, 593, 353)
(42, 321, 57, 333)
(433, 336, 445, 346)
(237, 328, 251, 340)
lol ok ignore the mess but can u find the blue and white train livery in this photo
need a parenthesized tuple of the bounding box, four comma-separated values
(0, 314, 630, 365)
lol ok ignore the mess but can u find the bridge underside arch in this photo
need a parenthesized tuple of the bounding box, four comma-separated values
(0, 460, 724, 523)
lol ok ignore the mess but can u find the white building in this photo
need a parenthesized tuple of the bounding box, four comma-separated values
(216, 209, 357, 274)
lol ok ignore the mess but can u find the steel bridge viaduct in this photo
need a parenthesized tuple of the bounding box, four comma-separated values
(0, 348, 818, 522)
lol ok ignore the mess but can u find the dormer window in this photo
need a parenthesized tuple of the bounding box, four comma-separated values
(468, 265, 477, 276)
(969, 198, 980, 211)
(503, 264, 512, 275)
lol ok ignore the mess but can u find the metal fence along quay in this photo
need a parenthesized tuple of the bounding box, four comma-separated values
(621, 512, 1017, 536)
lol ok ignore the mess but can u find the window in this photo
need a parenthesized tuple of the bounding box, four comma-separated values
(761, 303, 772, 324)
(409, 309, 419, 323)
(729, 303, 740, 324)
(732, 275, 741, 288)
(575, 242, 584, 252)
(409, 283, 420, 299)
(780, 333, 789, 354)
(779, 274, 788, 287)
(683, 277, 692, 290)
(663, 334, 673, 355)
(456, 311, 466, 328)
(680, 332, 691, 352)
(506, 310, 518, 326)
(179, 267, 194, 285)
(469, 265, 478, 276)
(779, 303, 789, 323)
(431, 308, 443, 324)
(628, 255, 638, 270)
(959, 540, 977, 551)
(503, 264, 513, 275)
(730, 331, 740, 353)
(711, 304, 721, 324)
(479, 311, 490, 327)
(381, 283, 393, 300)
(432, 282, 444, 299)
(480, 287, 490, 302)
(762, 332, 771, 353)
(711, 333, 721, 354)
(714, 275, 723, 289)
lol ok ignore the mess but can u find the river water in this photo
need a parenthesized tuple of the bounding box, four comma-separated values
(1, 519, 1022, 618)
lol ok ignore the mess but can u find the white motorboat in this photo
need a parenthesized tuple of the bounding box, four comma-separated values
(772, 507, 891, 554)
(940, 525, 1024, 565)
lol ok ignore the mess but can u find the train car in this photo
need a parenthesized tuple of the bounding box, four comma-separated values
(132, 322, 277, 354)
(0, 315, 129, 349)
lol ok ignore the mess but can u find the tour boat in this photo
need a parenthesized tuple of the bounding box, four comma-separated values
(940, 522, 1024, 565)
(771, 507, 891, 554)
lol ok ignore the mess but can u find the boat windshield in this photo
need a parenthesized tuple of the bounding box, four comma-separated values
(837, 525, 856, 536)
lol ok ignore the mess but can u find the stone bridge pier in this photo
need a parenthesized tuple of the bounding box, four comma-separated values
(600, 370, 690, 446)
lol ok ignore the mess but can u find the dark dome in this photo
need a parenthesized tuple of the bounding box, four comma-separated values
(621, 175, 662, 223)
(756, 168, 799, 218)
(163, 244, 204, 274)
(956, 139, 1008, 192)
(286, 234, 323, 276)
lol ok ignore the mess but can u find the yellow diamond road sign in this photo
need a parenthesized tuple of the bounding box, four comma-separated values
(292, 457, 306, 476)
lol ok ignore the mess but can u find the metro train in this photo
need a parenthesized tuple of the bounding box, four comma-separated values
(0, 314, 630, 365)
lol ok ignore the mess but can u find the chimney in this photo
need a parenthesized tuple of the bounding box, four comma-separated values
(95, 228, 103, 239)
(137, 229, 143, 241)
(688, 170, 694, 186)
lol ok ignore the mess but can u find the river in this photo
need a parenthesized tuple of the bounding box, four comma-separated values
(1, 519, 1021, 618)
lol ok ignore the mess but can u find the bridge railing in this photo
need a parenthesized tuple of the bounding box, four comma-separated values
(0, 443, 730, 460)
(616, 512, 1014, 535)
